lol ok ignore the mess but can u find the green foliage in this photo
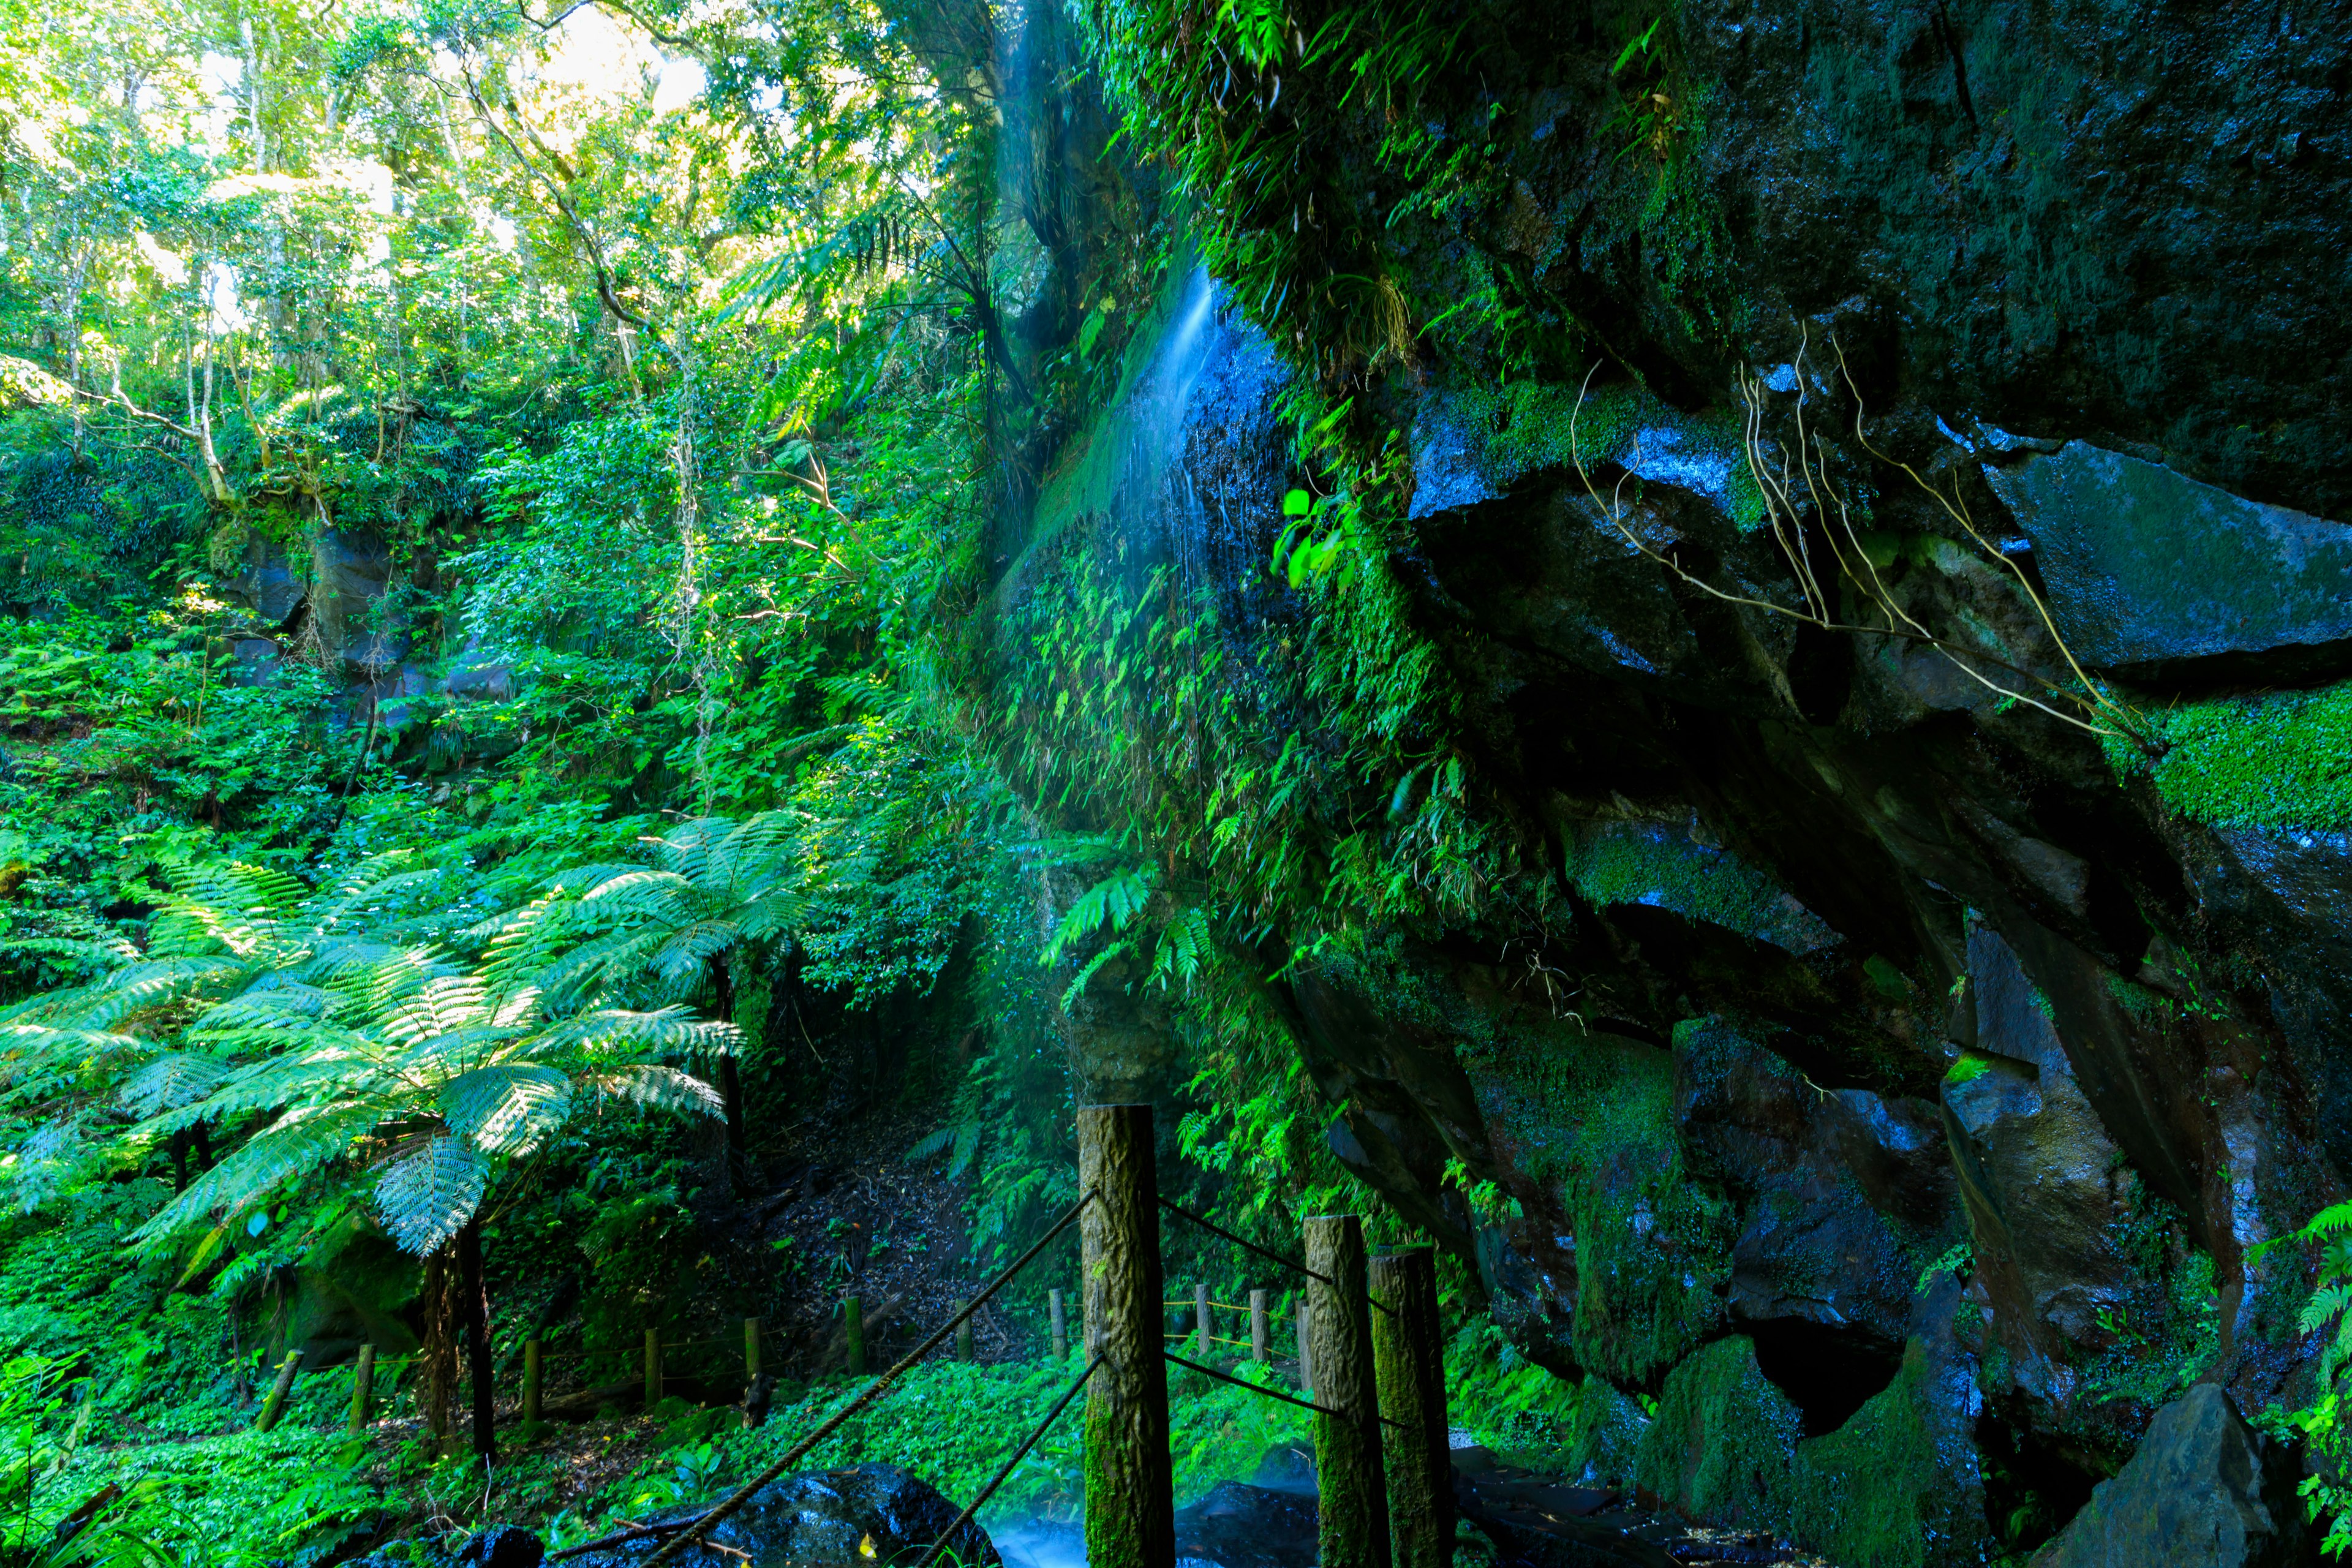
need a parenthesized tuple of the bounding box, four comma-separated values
(2105, 679, 2352, 831)
(2252, 1202, 2352, 1557)
(1442, 1321, 1579, 1459)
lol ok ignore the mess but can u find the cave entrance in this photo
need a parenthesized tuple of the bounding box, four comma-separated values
(1744, 1316, 1904, 1438)
(1977, 1413, 2101, 1555)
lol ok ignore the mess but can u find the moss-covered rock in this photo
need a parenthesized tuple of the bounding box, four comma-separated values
(1793, 1340, 1989, 1568)
(1564, 1378, 1651, 1491)
(1632, 1336, 1800, 1534)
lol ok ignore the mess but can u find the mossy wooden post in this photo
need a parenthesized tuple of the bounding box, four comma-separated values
(254, 1348, 301, 1432)
(1370, 1249, 1449, 1568)
(744, 1317, 762, 1384)
(1049, 1288, 1068, 1360)
(1079, 1103, 1175, 1568)
(956, 1300, 974, 1363)
(522, 1338, 543, 1423)
(843, 1294, 865, 1376)
(644, 1329, 661, 1409)
(1250, 1289, 1270, 1363)
(1297, 1298, 1314, 1390)
(1194, 1284, 1212, 1359)
(1306, 1215, 1389, 1568)
(348, 1344, 375, 1433)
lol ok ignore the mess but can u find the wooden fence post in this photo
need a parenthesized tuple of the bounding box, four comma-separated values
(1371, 1249, 1449, 1568)
(522, 1338, 543, 1423)
(1049, 1288, 1068, 1360)
(254, 1349, 301, 1432)
(644, 1329, 662, 1409)
(1297, 1298, 1314, 1390)
(956, 1300, 974, 1363)
(1079, 1103, 1175, 1568)
(348, 1344, 375, 1433)
(1250, 1290, 1270, 1363)
(1194, 1284, 1212, 1359)
(745, 1317, 762, 1384)
(843, 1294, 865, 1376)
(1305, 1215, 1389, 1568)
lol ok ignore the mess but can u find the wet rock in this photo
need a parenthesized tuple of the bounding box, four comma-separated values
(1940, 928, 2135, 1409)
(1172, 1480, 1318, 1568)
(2028, 1384, 2306, 1567)
(561, 1463, 997, 1568)
(457, 1526, 546, 1568)
(1983, 442, 2352, 684)
(1676, 1020, 1960, 1352)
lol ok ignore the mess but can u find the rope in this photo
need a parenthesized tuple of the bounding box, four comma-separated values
(630, 1190, 1096, 1568)
(1163, 1300, 1270, 1314)
(1154, 1200, 1395, 1316)
(910, 1355, 1101, 1568)
(1155, 1199, 1332, 1288)
(1162, 1351, 1409, 1431)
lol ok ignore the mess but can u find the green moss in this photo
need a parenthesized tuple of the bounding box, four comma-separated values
(1792, 1343, 1970, 1568)
(2106, 678, 2352, 831)
(1568, 821, 1835, 953)
(1942, 1051, 1994, 1086)
(1445, 1321, 1582, 1460)
(1438, 379, 1769, 531)
(1564, 1377, 1653, 1489)
(1632, 1336, 1800, 1534)
(1468, 1022, 1733, 1384)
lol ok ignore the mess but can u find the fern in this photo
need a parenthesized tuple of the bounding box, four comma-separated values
(373, 1134, 492, 1255)
(1041, 867, 1154, 967)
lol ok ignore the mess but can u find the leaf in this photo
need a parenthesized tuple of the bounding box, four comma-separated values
(441, 1065, 573, 1155)
(373, 1135, 490, 1255)
(1282, 488, 1312, 517)
(1041, 867, 1154, 967)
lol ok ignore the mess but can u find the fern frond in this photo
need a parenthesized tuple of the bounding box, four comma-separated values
(130, 1100, 381, 1246)
(441, 1065, 573, 1154)
(541, 1008, 739, 1060)
(584, 1064, 723, 1118)
(119, 1054, 232, 1117)
(371, 1133, 490, 1254)
(1042, 867, 1153, 967)
(2303, 1283, 2352, 1337)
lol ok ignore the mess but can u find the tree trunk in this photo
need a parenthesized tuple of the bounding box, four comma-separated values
(419, 1249, 459, 1446)
(707, 954, 746, 1178)
(457, 1216, 496, 1460)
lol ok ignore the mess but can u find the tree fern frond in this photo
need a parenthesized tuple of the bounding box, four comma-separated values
(119, 1053, 232, 1117)
(648, 920, 744, 987)
(130, 1100, 381, 1246)
(584, 1065, 723, 1118)
(372, 1134, 490, 1254)
(542, 1008, 739, 1060)
(442, 1065, 573, 1154)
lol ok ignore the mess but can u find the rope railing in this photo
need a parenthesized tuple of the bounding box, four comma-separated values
(617, 1188, 1097, 1568)
(910, 1354, 1102, 1568)
(1155, 1197, 1395, 1314)
(1161, 1351, 1408, 1432)
(1159, 1299, 1269, 1313)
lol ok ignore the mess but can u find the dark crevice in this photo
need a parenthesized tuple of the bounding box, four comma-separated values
(1977, 1412, 2101, 1555)
(1743, 1316, 1904, 1438)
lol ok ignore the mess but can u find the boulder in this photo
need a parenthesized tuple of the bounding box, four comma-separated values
(1172, 1479, 1317, 1568)
(2029, 1384, 2305, 1567)
(562, 1463, 997, 1568)
(1983, 441, 2352, 683)
(458, 1527, 546, 1568)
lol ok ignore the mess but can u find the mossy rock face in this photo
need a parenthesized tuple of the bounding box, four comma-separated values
(1564, 1378, 1651, 1491)
(1632, 1336, 1800, 1535)
(1793, 1340, 1991, 1568)
(1622, 1328, 1989, 1566)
